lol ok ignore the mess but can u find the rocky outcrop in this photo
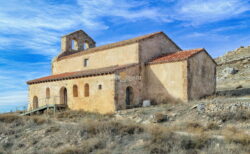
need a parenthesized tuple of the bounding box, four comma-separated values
(215, 46, 250, 90)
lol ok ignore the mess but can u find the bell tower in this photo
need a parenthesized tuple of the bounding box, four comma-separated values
(59, 30, 96, 57)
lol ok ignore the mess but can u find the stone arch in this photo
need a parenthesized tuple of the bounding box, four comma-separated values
(83, 40, 90, 49)
(46, 87, 50, 99)
(125, 86, 133, 108)
(60, 87, 68, 105)
(71, 39, 78, 50)
(84, 83, 89, 97)
(73, 85, 78, 97)
(33, 96, 39, 109)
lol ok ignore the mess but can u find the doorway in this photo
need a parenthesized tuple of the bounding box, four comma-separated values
(60, 87, 68, 105)
(33, 96, 38, 109)
(125, 86, 133, 108)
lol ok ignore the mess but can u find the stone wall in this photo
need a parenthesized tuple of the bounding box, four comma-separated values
(188, 51, 216, 100)
(139, 33, 181, 63)
(115, 65, 142, 110)
(28, 74, 116, 114)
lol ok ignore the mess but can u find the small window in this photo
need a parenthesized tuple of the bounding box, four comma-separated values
(46, 88, 50, 99)
(73, 85, 78, 97)
(98, 84, 102, 90)
(84, 58, 89, 67)
(84, 83, 89, 97)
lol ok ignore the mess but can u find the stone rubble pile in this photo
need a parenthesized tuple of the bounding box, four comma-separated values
(194, 102, 250, 113)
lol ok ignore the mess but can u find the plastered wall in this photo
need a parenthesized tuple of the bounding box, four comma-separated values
(28, 74, 116, 114)
(52, 43, 139, 74)
(144, 61, 188, 103)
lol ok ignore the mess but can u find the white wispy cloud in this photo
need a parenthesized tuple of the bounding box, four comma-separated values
(0, 0, 249, 56)
(77, 0, 170, 29)
(0, 58, 50, 110)
(174, 0, 250, 25)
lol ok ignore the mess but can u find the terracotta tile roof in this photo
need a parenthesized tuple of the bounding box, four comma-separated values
(27, 63, 138, 85)
(148, 48, 205, 64)
(57, 31, 181, 60)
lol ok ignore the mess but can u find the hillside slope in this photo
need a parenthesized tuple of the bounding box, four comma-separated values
(0, 46, 250, 154)
(216, 46, 250, 90)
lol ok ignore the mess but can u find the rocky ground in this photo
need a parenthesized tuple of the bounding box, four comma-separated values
(0, 46, 250, 154)
(216, 45, 250, 90)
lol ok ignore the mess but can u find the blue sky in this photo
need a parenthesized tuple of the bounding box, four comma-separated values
(0, 0, 250, 113)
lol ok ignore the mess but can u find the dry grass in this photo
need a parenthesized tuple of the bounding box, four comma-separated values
(0, 114, 22, 123)
(153, 112, 168, 123)
(80, 120, 144, 137)
(206, 122, 220, 130)
(58, 138, 106, 154)
(223, 127, 250, 146)
(1, 108, 249, 154)
(208, 110, 250, 122)
(55, 110, 113, 122)
(30, 116, 49, 125)
(145, 125, 212, 153)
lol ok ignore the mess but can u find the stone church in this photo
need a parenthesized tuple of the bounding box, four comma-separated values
(27, 30, 216, 114)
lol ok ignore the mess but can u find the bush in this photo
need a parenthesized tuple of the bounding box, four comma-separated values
(185, 122, 205, 133)
(208, 110, 250, 122)
(31, 116, 48, 125)
(223, 127, 250, 146)
(58, 138, 105, 154)
(153, 113, 168, 123)
(80, 120, 144, 137)
(146, 125, 211, 153)
(56, 110, 113, 121)
(206, 122, 220, 130)
(45, 126, 60, 135)
(0, 114, 22, 123)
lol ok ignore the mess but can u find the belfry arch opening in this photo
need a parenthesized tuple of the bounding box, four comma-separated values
(84, 41, 90, 50)
(71, 39, 78, 50)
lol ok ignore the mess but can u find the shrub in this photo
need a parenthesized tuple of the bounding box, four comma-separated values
(185, 122, 205, 133)
(31, 116, 48, 125)
(0, 114, 22, 123)
(223, 127, 250, 146)
(80, 120, 144, 137)
(45, 126, 60, 135)
(58, 138, 105, 154)
(206, 122, 220, 130)
(208, 110, 250, 122)
(56, 110, 113, 121)
(153, 113, 168, 123)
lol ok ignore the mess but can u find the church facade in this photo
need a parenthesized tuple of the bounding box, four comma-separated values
(27, 30, 216, 114)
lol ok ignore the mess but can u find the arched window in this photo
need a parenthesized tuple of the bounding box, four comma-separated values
(83, 41, 90, 49)
(73, 85, 78, 97)
(84, 83, 89, 97)
(98, 84, 102, 90)
(46, 88, 50, 99)
(71, 39, 78, 50)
